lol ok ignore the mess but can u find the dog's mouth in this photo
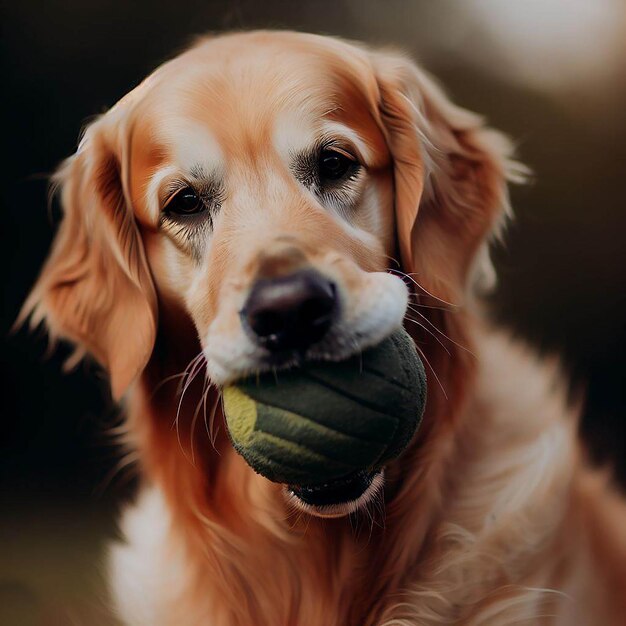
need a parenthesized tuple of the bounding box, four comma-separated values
(285, 470, 384, 518)
(221, 327, 426, 520)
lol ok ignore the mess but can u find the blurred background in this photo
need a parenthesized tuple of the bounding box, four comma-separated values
(1, 0, 625, 623)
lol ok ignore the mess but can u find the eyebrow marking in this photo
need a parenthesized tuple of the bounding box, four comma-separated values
(319, 121, 373, 164)
(272, 111, 317, 162)
(273, 114, 374, 173)
(163, 121, 224, 173)
(145, 164, 179, 222)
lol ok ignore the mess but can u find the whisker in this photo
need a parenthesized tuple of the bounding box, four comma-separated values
(387, 268, 459, 308)
(208, 390, 222, 447)
(415, 343, 448, 400)
(189, 375, 212, 465)
(149, 371, 187, 400)
(173, 352, 205, 400)
(215, 392, 227, 448)
(382, 252, 401, 269)
(404, 316, 451, 356)
(409, 301, 453, 312)
(173, 352, 207, 463)
(201, 380, 212, 443)
(406, 305, 475, 357)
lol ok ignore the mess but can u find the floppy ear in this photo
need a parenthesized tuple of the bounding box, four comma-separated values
(21, 110, 157, 399)
(373, 51, 526, 299)
(372, 51, 526, 408)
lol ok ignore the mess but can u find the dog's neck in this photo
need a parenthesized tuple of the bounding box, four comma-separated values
(125, 310, 470, 624)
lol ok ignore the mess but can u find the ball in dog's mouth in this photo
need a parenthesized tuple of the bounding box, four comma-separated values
(285, 470, 384, 518)
(222, 328, 426, 517)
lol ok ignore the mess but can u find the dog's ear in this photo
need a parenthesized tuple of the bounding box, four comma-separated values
(371, 51, 526, 412)
(21, 107, 157, 400)
(372, 51, 526, 302)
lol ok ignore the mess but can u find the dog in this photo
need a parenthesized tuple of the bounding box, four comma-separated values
(22, 31, 626, 625)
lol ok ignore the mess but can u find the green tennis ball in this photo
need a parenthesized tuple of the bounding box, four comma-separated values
(223, 329, 427, 487)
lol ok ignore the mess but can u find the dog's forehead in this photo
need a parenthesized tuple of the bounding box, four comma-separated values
(135, 33, 382, 165)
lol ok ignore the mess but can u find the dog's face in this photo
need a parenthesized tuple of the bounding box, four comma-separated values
(24, 31, 516, 514)
(130, 33, 407, 384)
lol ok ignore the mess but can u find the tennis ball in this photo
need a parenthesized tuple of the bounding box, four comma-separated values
(223, 329, 427, 487)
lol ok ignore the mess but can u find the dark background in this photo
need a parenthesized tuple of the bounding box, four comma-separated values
(1, 1, 625, 623)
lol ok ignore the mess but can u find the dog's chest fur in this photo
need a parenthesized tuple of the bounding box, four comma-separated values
(107, 331, 618, 625)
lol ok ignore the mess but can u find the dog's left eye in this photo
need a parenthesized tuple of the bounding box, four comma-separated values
(165, 186, 204, 216)
(318, 149, 355, 182)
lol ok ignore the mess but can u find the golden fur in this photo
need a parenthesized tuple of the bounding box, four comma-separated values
(22, 31, 626, 625)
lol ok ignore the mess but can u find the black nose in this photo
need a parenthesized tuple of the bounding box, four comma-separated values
(242, 270, 336, 353)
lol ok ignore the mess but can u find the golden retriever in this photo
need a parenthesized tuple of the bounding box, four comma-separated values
(22, 31, 626, 625)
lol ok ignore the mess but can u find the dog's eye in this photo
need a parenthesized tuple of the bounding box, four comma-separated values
(318, 149, 354, 182)
(166, 186, 204, 215)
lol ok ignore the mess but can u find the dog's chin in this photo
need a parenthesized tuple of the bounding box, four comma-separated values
(284, 470, 384, 518)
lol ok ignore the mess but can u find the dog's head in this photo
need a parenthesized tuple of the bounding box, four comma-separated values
(23, 31, 520, 513)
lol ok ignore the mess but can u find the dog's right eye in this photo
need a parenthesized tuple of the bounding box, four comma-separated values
(318, 149, 354, 182)
(165, 186, 204, 216)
